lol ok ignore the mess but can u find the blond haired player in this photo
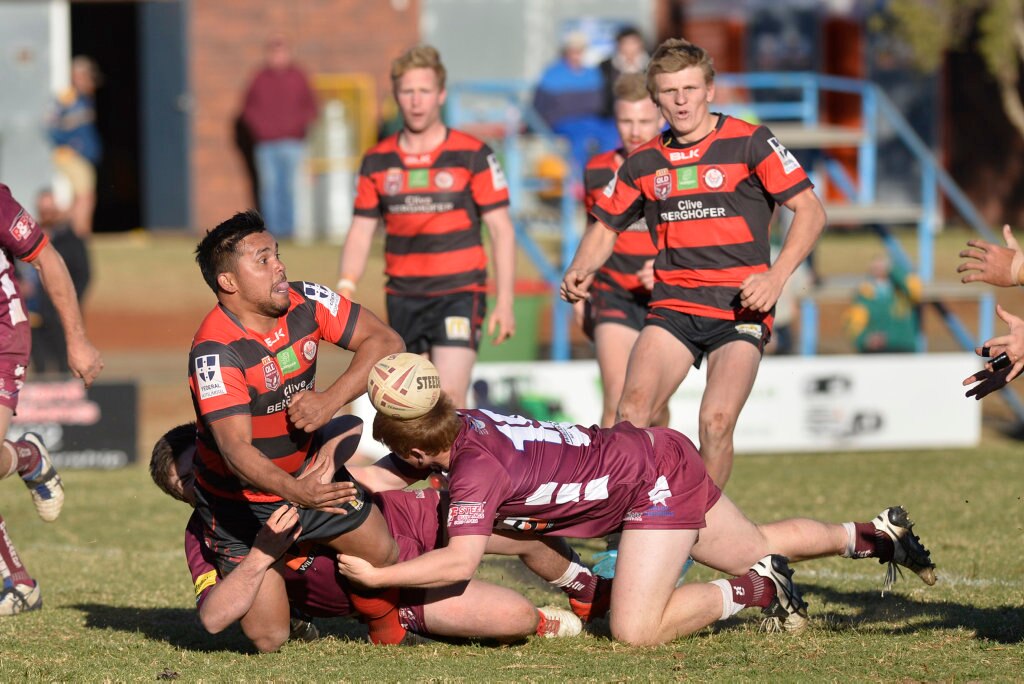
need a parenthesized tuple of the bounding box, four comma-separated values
(562, 39, 826, 487)
(337, 45, 516, 407)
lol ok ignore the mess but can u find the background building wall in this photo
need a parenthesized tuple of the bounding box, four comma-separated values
(188, 0, 421, 231)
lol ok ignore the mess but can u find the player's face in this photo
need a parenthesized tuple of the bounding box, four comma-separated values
(653, 66, 715, 142)
(172, 445, 197, 505)
(231, 232, 289, 318)
(614, 97, 664, 155)
(395, 68, 446, 135)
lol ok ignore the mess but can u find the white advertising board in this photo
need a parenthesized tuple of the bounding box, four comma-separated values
(350, 353, 982, 458)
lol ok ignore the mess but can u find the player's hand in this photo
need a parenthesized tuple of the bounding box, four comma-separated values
(250, 504, 302, 563)
(287, 390, 333, 433)
(336, 553, 383, 588)
(487, 301, 515, 345)
(739, 271, 784, 312)
(289, 475, 360, 515)
(297, 449, 334, 484)
(957, 224, 1024, 286)
(637, 258, 656, 292)
(67, 337, 103, 388)
(963, 364, 1014, 400)
(560, 269, 594, 303)
(973, 304, 1024, 380)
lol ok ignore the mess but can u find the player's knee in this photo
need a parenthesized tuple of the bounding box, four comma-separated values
(699, 409, 736, 445)
(611, 621, 664, 647)
(616, 396, 651, 428)
(246, 626, 289, 653)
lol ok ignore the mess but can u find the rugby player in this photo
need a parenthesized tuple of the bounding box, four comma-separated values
(337, 395, 936, 646)
(561, 39, 827, 488)
(0, 183, 102, 616)
(336, 45, 516, 407)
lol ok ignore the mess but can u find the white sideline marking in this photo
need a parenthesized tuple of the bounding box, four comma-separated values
(799, 567, 1019, 590)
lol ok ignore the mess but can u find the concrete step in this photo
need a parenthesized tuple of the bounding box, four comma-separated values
(823, 203, 923, 226)
(770, 122, 864, 148)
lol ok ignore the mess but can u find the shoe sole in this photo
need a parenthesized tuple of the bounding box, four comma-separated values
(756, 555, 809, 634)
(22, 433, 63, 523)
(876, 507, 937, 586)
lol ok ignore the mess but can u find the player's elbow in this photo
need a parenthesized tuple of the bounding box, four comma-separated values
(450, 557, 480, 583)
(198, 609, 232, 636)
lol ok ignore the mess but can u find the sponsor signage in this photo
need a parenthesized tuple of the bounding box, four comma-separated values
(11, 381, 138, 468)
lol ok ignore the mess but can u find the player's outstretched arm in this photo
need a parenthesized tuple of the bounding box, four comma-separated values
(482, 206, 516, 345)
(338, 534, 489, 589)
(211, 415, 359, 512)
(741, 188, 826, 312)
(197, 504, 300, 634)
(561, 222, 618, 303)
(335, 215, 379, 299)
(958, 224, 1024, 287)
(31, 242, 103, 386)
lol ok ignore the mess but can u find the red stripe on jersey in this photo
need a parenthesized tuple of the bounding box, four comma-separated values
(660, 264, 768, 289)
(663, 215, 754, 249)
(386, 245, 487, 279)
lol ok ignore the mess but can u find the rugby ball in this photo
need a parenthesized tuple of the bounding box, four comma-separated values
(367, 353, 441, 419)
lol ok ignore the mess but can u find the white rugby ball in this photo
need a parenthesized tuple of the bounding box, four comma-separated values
(367, 353, 441, 419)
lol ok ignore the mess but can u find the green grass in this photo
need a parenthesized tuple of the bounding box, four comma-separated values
(1, 447, 1021, 681)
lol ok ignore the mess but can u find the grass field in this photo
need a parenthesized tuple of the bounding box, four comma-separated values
(0, 227, 1022, 680)
(1, 445, 1022, 681)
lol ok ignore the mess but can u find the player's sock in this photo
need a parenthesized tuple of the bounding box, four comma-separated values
(549, 550, 596, 603)
(842, 521, 895, 561)
(711, 571, 777, 620)
(0, 442, 17, 479)
(0, 515, 34, 587)
(9, 439, 43, 481)
(350, 587, 406, 645)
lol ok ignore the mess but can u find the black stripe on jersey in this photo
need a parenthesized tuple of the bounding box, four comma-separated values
(626, 148, 669, 182)
(585, 167, 615, 192)
(339, 302, 361, 348)
(354, 205, 381, 218)
(360, 151, 405, 175)
(191, 339, 245, 370)
(772, 178, 813, 204)
(388, 270, 487, 294)
(701, 136, 755, 165)
(477, 198, 510, 214)
(434, 149, 479, 170)
(250, 366, 316, 415)
(653, 282, 746, 311)
(386, 228, 481, 255)
(200, 403, 252, 424)
(284, 302, 319, 344)
(252, 432, 312, 461)
(379, 191, 479, 218)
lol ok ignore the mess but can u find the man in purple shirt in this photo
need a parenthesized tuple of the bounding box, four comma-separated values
(242, 35, 318, 238)
(0, 184, 102, 616)
(339, 392, 937, 645)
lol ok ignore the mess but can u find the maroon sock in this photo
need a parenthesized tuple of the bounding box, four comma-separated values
(557, 552, 597, 603)
(853, 522, 895, 561)
(727, 570, 776, 609)
(0, 515, 34, 586)
(9, 440, 42, 480)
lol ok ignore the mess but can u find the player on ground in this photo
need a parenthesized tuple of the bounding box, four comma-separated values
(580, 73, 668, 429)
(0, 183, 102, 615)
(190, 210, 408, 648)
(957, 223, 1024, 396)
(150, 419, 588, 645)
(561, 39, 827, 487)
(335, 45, 516, 407)
(337, 395, 936, 646)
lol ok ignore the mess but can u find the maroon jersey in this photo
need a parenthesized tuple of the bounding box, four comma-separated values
(444, 409, 673, 539)
(0, 185, 48, 356)
(584, 150, 658, 295)
(189, 282, 360, 502)
(591, 116, 813, 327)
(184, 490, 446, 620)
(353, 129, 510, 297)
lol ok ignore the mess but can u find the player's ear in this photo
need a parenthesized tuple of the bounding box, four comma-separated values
(217, 271, 238, 294)
(706, 81, 715, 103)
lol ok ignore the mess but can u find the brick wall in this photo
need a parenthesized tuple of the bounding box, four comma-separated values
(189, 0, 420, 230)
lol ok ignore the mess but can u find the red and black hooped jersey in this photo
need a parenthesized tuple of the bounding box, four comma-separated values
(584, 149, 659, 295)
(591, 115, 813, 325)
(354, 129, 510, 297)
(189, 282, 360, 502)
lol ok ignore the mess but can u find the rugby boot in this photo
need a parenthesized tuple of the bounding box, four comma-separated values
(872, 506, 937, 595)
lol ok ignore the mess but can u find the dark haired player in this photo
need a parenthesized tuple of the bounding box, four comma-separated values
(189, 210, 407, 648)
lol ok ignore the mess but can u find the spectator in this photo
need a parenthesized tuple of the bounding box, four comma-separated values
(843, 254, 921, 353)
(598, 26, 649, 117)
(27, 189, 91, 374)
(241, 35, 318, 238)
(47, 56, 101, 237)
(533, 32, 618, 174)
